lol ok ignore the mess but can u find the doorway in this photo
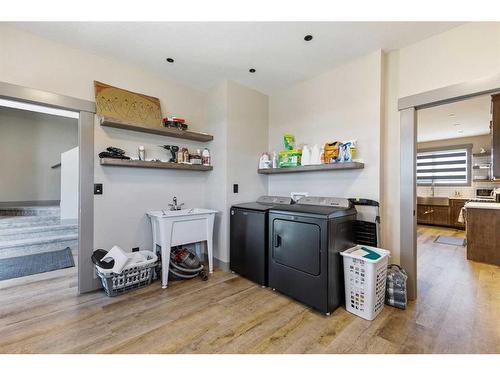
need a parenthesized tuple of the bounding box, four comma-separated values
(0, 81, 97, 294)
(399, 74, 500, 300)
(0, 104, 79, 285)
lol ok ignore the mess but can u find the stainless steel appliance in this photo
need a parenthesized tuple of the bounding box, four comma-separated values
(230, 196, 293, 287)
(268, 196, 356, 315)
(476, 188, 493, 198)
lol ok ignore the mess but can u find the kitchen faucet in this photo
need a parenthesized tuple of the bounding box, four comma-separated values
(430, 179, 435, 198)
(169, 196, 184, 211)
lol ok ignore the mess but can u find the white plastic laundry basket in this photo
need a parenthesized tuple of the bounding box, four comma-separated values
(341, 245, 390, 320)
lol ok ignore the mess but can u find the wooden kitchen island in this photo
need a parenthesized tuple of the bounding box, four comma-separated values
(466, 202, 500, 266)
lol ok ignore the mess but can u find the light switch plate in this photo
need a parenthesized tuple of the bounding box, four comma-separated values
(94, 183, 103, 195)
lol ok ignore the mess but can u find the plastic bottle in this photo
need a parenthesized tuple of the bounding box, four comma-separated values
(202, 148, 211, 166)
(138, 146, 145, 161)
(310, 144, 320, 165)
(301, 145, 311, 166)
(272, 151, 278, 168)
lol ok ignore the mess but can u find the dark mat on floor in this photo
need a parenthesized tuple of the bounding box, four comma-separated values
(0, 247, 74, 281)
(434, 235, 466, 247)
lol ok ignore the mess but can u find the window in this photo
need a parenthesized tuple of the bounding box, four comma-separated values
(417, 145, 472, 186)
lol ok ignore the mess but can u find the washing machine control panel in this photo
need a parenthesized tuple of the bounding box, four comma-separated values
(297, 196, 351, 208)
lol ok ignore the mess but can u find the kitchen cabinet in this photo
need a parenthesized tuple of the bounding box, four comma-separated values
(466, 206, 500, 266)
(416, 199, 466, 229)
(417, 205, 433, 225)
(492, 94, 500, 179)
(432, 206, 451, 226)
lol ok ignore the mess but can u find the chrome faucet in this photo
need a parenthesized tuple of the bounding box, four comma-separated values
(169, 196, 184, 211)
(430, 180, 435, 198)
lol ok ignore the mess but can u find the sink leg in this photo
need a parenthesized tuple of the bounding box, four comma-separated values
(207, 217, 214, 273)
(160, 223, 173, 289)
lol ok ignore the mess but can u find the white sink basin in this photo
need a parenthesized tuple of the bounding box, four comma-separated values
(147, 208, 217, 218)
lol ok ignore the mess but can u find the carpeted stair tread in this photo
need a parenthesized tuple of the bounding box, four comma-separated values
(0, 223, 78, 241)
(0, 233, 78, 250)
(0, 238, 78, 259)
(0, 215, 61, 229)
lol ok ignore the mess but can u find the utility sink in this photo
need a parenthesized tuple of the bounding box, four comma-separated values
(148, 208, 217, 218)
(417, 196, 450, 206)
(147, 207, 217, 288)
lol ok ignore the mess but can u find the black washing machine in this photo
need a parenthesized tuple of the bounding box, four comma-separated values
(230, 196, 293, 286)
(268, 196, 356, 315)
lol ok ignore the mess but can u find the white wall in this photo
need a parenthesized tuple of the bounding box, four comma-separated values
(60, 147, 79, 221)
(398, 22, 500, 98)
(205, 80, 269, 263)
(268, 50, 383, 202)
(227, 81, 269, 207)
(0, 107, 78, 203)
(382, 22, 500, 263)
(205, 81, 229, 262)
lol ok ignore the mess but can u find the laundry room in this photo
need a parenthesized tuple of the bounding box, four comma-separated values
(1, 13, 500, 363)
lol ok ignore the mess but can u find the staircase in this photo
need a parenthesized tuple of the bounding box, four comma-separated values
(0, 206, 78, 260)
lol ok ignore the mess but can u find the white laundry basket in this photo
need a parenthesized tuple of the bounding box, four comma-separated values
(341, 245, 390, 320)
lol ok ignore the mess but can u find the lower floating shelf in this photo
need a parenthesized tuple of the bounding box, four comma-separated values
(100, 158, 213, 171)
(258, 162, 364, 174)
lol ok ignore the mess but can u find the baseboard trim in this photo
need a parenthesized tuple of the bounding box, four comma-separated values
(213, 257, 230, 272)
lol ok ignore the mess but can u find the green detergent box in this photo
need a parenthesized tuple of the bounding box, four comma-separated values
(278, 149, 302, 167)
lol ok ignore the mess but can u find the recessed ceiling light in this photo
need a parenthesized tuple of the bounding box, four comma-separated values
(304, 35, 313, 42)
(166, 58, 174, 63)
(249, 68, 256, 73)
(449, 113, 455, 117)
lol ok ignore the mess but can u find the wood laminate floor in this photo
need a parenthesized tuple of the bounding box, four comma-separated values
(0, 225, 499, 354)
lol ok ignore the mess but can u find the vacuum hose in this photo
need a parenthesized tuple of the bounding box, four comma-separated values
(167, 247, 207, 281)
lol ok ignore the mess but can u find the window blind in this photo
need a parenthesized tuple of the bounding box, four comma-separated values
(417, 147, 469, 185)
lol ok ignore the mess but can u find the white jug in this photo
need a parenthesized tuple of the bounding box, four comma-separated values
(301, 145, 311, 166)
(310, 144, 320, 165)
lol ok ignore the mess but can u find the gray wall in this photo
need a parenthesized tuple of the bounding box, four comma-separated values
(0, 107, 78, 203)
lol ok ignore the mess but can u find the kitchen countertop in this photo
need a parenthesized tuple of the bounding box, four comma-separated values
(465, 202, 500, 210)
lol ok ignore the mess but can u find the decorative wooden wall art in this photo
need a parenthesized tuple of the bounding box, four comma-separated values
(94, 81, 162, 127)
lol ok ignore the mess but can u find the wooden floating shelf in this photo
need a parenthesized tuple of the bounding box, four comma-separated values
(258, 162, 364, 174)
(100, 116, 213, 142)
(100, 158, 213, 171)
(472, 152, 491, 157)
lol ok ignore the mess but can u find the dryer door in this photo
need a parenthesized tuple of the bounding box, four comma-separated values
(272, 218, 321, 276)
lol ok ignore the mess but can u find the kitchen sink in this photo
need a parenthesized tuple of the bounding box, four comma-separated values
(417, 196, 450, 206)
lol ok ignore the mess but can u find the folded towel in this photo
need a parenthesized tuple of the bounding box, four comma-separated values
(458, 207, 466, 223)
(101, 246, 130, 274)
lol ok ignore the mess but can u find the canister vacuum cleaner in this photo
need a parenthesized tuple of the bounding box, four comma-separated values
(166, 247, 208, 281)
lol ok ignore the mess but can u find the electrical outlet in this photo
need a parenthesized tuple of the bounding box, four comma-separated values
(233, 184, 239, 193)
(94, 183, 103, 195)
(132, 247, 139, 252)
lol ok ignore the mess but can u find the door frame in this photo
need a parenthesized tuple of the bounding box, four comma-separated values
(0, 81, 98, 293)
(398, 74, 500, 301)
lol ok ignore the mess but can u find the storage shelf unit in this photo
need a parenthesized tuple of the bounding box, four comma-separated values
(257, 162, 364, 174)
(100, 158, 213, 171)
(99, 116, 213, 142)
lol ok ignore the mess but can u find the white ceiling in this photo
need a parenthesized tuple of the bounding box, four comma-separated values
(417, 95, 492, 142)
(10, 22, 463, 94)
